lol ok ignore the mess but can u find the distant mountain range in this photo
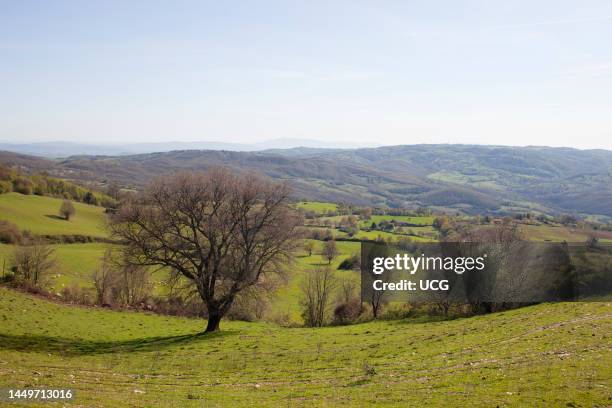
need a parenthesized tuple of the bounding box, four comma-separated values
(0, 138, 366, 157)
(1, 144, 610, 219)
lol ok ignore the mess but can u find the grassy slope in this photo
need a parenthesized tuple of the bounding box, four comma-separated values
(0, 193, 108, 237)
(0, 288, 610, 407)
(0, 243, 111, 292)
(271, 240, 361, 322)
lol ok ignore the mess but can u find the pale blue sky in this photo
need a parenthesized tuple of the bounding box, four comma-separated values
(1, 1, 611, 149)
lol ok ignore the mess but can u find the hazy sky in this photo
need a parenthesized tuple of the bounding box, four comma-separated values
(1, 1, 611, 149)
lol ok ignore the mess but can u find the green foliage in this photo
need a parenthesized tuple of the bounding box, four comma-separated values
(0, 164, 116, 208)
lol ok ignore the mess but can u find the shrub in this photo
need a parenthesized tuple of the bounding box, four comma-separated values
(93, 250, 114, 305)
(12, 177, 33, 195)
(150, 295, 206, 317)
(300, 266, 337, 327)
(0, 180, 11, 194)
(0, 220, 22, 244)
(108, 265, 152, 306)
(11, 240, 57, 287)
(226, 289, 271, 321)
(333, 299, 362, 324)
(61, 285, 94, 305)
(83, 191, 98, 205)
(338, 254, 360, 270)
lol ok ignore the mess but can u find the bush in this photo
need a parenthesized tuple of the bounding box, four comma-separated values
(12, 177, 33, 195)
(61, 285, 94, 305)
(11, 241, 57, 287)
(149, 295, 205, 317)
(0, 180, 11, 194)
(0, 220, 22, 244)
(226, 292, 270, 321)
(301, 266, 337, 327)
(83, 191, 98, 205)
(333, 299, 362, 324)
(338, 254, 360, 270)
(108, 265, 152, 306)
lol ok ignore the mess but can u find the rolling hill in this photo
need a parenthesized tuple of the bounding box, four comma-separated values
(1, 144, 611, 219)
(0, 287, 609, 407)
(0, 193, 108, 237)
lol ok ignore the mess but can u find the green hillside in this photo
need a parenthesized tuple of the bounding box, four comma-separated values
(0, 243, 111, 292)
(0, 193, 108, 237)
(0, 288, 609, 407)
(35, 145, 612, 218)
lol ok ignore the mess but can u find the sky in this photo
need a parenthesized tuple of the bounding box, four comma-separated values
(1, 0, 611, 150)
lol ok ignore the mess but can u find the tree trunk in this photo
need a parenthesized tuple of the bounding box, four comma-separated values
(205, 312, 222, 333)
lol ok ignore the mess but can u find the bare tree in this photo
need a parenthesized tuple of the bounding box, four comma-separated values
(109, 168, 300, 332)
(110, 264, 151, 306)
(339, 279, 357, 304)
(459, 222, 525, 313)
(303, 240, 315, 257)
(93, 249, 115, 305)
(11, 240, 56, 286)
(300, 266, 337, 327)
(59, 200, 76, 220)
(370, 287, 386, 319)
(322, 239, 339, 265)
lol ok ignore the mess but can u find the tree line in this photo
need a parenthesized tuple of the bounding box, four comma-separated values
(0, 164, 116, 208)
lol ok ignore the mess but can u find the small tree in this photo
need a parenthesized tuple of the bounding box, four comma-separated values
(322, 240, 339, 265)
(111, 265, 151, 306)
(11, 240, 56, 286)
(339, 279, 357, 304)
(301, 266, 337, 327)
(370, 287, 386, 319)
(59, 199, 76, 220)
(93, 249, 115, 305)
(0, 220, 22, 244)
(303, 240, 315, 257)
(83, 191, 98, 205)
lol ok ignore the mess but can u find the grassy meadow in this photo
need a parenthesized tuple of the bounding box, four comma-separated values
(1, 196, 611, 406)
(0, 197, 607, 322)
(0, 287, 609, 407)
(0, 243, 111, 292)
(0, 193, 108, 237)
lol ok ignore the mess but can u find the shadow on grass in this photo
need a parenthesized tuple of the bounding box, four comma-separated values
(0, 330, 236, 356)
(45, 214, 68, 221)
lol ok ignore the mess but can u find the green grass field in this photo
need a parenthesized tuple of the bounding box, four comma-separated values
(296, 201, 338, 214)
(0, 287, 609, 407)
(0, 193, 108, 237)
(0, 243, 111, 292)
(353, 230, 434, 242)
(360, 215, 435, 228)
